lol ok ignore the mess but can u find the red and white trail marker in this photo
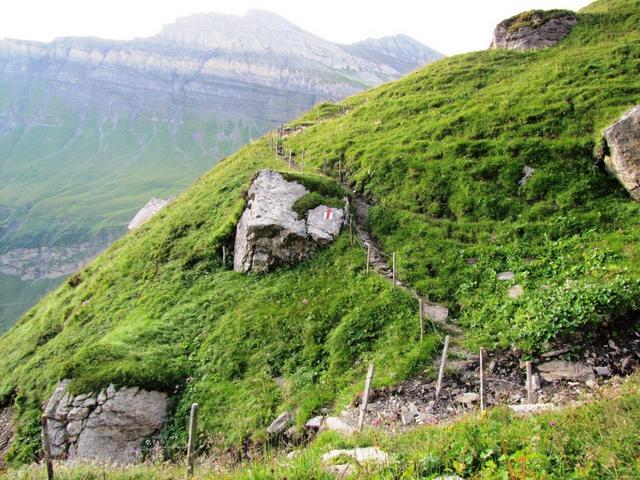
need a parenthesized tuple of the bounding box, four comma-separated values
(324, 208, 334, 220)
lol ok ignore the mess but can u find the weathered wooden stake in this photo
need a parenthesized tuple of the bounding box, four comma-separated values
(349, 220, 353, 246)
(435, 335, 450, 401)
(392, 252, 397, 286)
(526, 361, 534, 404)
(338, 160, 342, 181)
(222, 246, 226, 266)
(301, 151, 305, 171)
(288, 149, 292, 168)
(419, 298, 425, 341)
(357, 363, 375, 431)
(186, 403, 199, 479)
(366, 244, 371, 274)
(41, 415, 54, 480)
(479, 348, 486, 412)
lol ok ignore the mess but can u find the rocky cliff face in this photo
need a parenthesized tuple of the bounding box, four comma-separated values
(44, 380, 168, 464)
(0, 238, 114, 281)
(0, 10, 443, 330)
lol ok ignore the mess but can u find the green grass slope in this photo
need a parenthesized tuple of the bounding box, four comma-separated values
(1, 0, 640, 473)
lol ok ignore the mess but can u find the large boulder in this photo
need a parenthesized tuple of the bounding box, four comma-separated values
(491, 11, 577, 50)
(234, 170, 346, 273)
(603, 105, 640, 201)
(44, 380, 168, 464)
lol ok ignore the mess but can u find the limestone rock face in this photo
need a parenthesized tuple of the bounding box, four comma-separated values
(128, 198, 170, 231)
(44, 380, 168, 464)
(491, 12, 577, 50)
(603, 105, 640, 201)
(234, 170, 346, 273)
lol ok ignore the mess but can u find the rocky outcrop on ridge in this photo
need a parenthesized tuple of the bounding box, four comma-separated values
(491, 10, 577, 50)
(128, 198, 170, 231)
(603, 105, 640, 201)
(44, 380, 168, 464)
(234, 170, 346, 273)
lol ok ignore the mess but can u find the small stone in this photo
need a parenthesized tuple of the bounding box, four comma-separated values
(519, 166, 535, 186)
(621, 356, 633, 370)
(455, 392, 481, 405)
(266, 412, 292, 436)
(323, 417, 356, 436)
(595, 366, 612, 377)
(538, 361, 595, 383)
(423, 303, 449, 322)
(97, 390, 107, 405)
(324, 464, 355, 477)
(305, 416, 324, 430)
(541, 347, 570, 358)
(608, 339, 619, 351)
(510, 403, 558, 415)
(401, 412, 414, 426)
(322, 447, 388, 465)
(497, 271, 515, 281)
(508, 284, 524, 299)
(465, 258, 477, 265)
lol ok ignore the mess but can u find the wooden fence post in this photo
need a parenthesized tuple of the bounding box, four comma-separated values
(526, 361, 534, 404)
(357, 363, 375, 431)
(349, 220, 353, 246)
(186, 403, 199, 479)
(419, 298, 424, 341)
(41, 415, 54, 480)
(435, 335, 450, 401)
(222, 246, 226, 266)
(479, 348, 486, 412)
(366, 244, 371, 274)
(392, 252, 397, 286)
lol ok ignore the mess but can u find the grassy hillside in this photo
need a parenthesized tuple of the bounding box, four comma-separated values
(1, 0, 640, 476)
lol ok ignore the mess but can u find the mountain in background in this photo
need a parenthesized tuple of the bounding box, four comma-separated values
(0, 9, 443, 331)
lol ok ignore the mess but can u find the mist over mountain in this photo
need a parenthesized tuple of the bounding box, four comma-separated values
(0, 10, 443, 330)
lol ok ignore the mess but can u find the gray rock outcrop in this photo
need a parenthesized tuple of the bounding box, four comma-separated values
(491, 11, 577, 50)
(234, 170, 346, 273)
(537, 361, 595, 383)
(266, 411, 293, 436)
(44, 380, 168, 464)
(128, 198, 170, 231)
(603, 105, 640, 201)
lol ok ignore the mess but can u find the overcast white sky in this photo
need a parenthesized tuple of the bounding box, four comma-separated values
(1, 0, 592, 55)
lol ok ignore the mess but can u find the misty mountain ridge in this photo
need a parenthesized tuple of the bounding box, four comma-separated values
(0, 9, 443, 331)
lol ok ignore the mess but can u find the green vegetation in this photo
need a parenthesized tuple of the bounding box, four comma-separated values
(6, 375, 640, 478)
(2, 0, 640, 476)
(504, 9, 575, 33)
(281, 170, 348, 217)
(286, 0, 640, 352)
